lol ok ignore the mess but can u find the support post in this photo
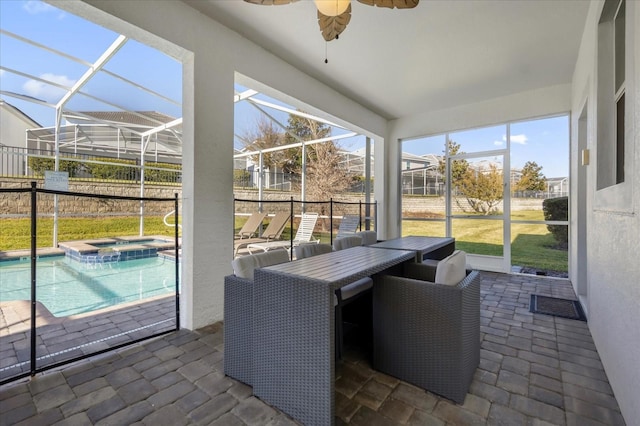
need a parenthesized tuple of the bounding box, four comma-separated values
(365, 137, 371, 230)
(30, 181, 37, 375)
(174, 193, 180, 330)
(330, 198, 334, 245)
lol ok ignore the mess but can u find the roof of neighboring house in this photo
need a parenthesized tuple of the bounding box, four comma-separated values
(0, 99, 41, 128)
(65, 111, 179, 130)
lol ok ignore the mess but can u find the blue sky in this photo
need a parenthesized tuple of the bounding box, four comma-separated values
(1, 1, 365, 151)
(1, 1, 181, 125)
(403, 116, 569, 178)
(1, 1, 568, 177)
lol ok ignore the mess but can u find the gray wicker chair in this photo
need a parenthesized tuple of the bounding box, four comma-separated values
(294, 242, 332, 260)
(224, 250, 290, 385)
(355, 230, 377, 245)
(372, 261, 481, 404)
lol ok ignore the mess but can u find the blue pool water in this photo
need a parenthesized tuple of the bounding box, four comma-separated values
(0, 256, 178, 317)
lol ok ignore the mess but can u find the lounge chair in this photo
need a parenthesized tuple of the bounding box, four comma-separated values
(235, 211, 267, 239)
(336, 214, 360, 238)
(246, 212, 319, 255)
(233, 211, 290, 257)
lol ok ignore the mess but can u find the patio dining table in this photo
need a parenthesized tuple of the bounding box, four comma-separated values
(370, 235, 455, 263)
(252, 245, 415, 426)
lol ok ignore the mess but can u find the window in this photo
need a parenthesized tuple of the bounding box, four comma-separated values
(614, 0, 625, 184)
(597, 0, 625, 189)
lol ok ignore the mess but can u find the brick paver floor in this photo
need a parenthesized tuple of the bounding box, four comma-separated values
(0, 272, 627, 425)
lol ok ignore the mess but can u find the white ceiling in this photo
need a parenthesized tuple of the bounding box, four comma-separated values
(184, 0, 590, 120)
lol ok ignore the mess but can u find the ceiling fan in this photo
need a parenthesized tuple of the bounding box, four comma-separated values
(244, 0, 420, 42)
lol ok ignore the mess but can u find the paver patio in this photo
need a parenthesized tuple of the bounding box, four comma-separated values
(0, 272, 626, 425)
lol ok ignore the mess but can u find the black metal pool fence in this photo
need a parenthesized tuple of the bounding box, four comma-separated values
(233, 196, 377, 246)
(0, 182, 180, 385)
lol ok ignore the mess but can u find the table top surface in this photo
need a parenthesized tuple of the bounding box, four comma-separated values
(261, 245, 414, 286)
(371, 236, 454, 252)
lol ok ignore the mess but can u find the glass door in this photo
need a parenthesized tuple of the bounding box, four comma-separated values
(448, 149, 508, 272)
(400, 116, 568, 275)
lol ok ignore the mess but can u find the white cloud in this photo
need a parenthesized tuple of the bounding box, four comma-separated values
(23, 1, 65, 19)
(501, 134, 528, 145)
(0, 69, 5, 77)
(23, 1, 54, 14)
(510, 134, 528, 145)
(493, 140, 503, 146)
(23, 73, 76, 102)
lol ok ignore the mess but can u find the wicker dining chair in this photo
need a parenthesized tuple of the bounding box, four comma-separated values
(224, 249, 290, 385)
(372, 252, 480, 403)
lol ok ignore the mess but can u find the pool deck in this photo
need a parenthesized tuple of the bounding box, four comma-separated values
(0, 247, 65, 261)
(0, 235, 179, 261)
(0, 295, 176, 381)
(0, 272, 627, 425)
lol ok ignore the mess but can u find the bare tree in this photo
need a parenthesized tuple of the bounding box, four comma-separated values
(286, 114, 353, 228)
(238, 116, 290, 172)
(286, 115, 352, 198)
(238, 113, 355, 227)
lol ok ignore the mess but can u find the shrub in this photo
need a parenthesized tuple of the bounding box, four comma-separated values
(145, 162, 182, 183)
(234, 169, 251, 187)
(542, 196, 568, 246)
(28, 157, 79, 177)
(86, 157, 136, 181)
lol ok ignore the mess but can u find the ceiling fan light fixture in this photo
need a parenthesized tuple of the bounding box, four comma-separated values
(314, 0, 350, 17)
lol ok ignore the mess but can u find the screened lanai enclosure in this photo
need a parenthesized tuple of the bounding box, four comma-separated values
(0, 3, 378, 384)
(1, 15, 376, 247)
(2, 0, 567, 276)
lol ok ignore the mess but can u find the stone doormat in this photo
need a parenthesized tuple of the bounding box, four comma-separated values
(530, 295, 587, 321)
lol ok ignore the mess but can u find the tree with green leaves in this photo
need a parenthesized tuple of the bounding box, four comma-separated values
(438, 139, 469, 186)
(437, 140, 504, 214)
(514, 161, 547, 193)
(458, 163, 504, 215)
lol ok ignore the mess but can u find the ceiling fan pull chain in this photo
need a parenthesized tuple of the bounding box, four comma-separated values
(325, 41, 328, 64)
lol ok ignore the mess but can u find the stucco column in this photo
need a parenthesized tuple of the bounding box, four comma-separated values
(180, 54, 234, 330)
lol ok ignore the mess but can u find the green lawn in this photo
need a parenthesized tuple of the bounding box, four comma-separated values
(402, 210, 567, 272)
(1, 217, 179, 250)
(4, 211, 566, 272)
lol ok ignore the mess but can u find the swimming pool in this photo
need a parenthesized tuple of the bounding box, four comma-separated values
(93, 239, 170, 249)
(0, 256, 178, 317)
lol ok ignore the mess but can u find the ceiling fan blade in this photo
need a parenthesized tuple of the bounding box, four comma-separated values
(357, 0, 419, 9)
(244, 0, 299, 5)
(317, 5, 352, 41)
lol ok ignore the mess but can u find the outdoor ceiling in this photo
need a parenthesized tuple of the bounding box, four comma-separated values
(184, 0, 590, 120)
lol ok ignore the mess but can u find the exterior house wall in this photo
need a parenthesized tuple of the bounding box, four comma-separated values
(0, 101, 37, 149)
(570, 1, 640, 423)
(1, 101, 39, 176)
